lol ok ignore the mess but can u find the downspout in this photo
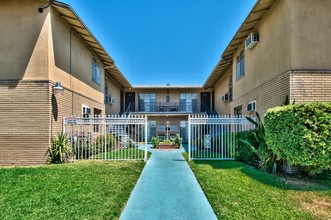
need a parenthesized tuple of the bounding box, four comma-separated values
(70, 27, 74, 115)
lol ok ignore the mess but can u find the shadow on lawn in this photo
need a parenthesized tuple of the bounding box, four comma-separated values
(190, 159, 331, 192)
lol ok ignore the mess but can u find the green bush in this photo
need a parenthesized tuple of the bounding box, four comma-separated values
(95, 134, 115, 149)
(235, 131, 259, 165)
(265, 102, 331, 173)
(151, 137, 160, 148)
(172, 134, 183, 149)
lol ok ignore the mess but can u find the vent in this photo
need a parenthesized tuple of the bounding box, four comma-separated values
(245, 32, 259, 50)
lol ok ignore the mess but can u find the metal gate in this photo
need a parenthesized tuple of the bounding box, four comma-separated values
(63, 115, 148, 161)
(188, 115, 254, 160)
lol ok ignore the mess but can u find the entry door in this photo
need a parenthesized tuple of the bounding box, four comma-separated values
(200, 92, 211, 112)
(125, 92, 135, 112)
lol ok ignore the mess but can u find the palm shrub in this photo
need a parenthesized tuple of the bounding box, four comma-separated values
(151, 137, 160, 149)
(240, 112, 276, 172)
(48, 133, 72, 164)
(172, 134, 183, 149)
(265, 102, 331, 173)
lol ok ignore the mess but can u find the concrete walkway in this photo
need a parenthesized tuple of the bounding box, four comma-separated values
(120, 147, 217, 220)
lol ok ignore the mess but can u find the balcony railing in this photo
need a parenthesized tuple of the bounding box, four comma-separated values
(128, 102, 209, 113)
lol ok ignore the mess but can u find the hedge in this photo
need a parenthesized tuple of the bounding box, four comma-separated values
(235, 131, 259, 165)
(264, 102, 331, 173)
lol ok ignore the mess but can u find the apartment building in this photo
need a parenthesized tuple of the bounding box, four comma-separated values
(123, 85, 214, 142)
(1, 0, 330, 165)
(204, 0, 331, 117)
(0, 0, 130, 165)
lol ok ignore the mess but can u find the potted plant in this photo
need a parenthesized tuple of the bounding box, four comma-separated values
(158, 139, 176, 149)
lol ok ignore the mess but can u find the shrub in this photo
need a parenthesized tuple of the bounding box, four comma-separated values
(151, 137, 160, 148)
(162, 139, 172, 144)
(240, 113, 276, 172)
(48, 133, 72, 164)
(265, 102, 331, 173)
(172, 134, 183, 149)
(235, 131, 259, 165)
(96, 134, 115, 149)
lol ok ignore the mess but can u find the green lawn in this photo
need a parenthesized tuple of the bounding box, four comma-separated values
(184, 153, 331, 220)
(0, 160, 145, 220)
(92, 148, 148, 160)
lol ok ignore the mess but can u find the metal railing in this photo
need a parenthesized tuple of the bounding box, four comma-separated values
(63, 115, 148, 161)
(188, 114, 255, 160)
(129, 102, 209, 113)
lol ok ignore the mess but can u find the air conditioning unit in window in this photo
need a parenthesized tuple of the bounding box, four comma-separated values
(247, 101, 256, 112)
(109, 96, 115, 105)
(245, 32, 259, 50)
(222, 93, 229, 103)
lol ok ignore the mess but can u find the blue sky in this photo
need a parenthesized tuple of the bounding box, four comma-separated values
(61, 0, 256, 85)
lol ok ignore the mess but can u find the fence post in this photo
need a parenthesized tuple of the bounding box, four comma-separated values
(188, 115, 191, 161)
(144, 114, 148, 162)
(62, 117, 66, 134)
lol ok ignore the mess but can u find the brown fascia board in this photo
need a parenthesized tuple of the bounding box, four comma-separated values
(203, 0, 275, 88)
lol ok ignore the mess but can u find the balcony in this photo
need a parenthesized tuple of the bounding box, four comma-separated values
(127, 102, 209, 114)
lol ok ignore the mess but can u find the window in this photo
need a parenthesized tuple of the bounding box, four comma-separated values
(104, 78, 108, 104)
(92, 58, 101, 85)
(180, 93, 198, 112)
(170, 125, 177, 131)
(234, 105, 242, 116)
(229, 74, 233, 101)
(158, 125, 166, 131)
(236, 49, 245, 80)
(82, 105, 91, 123)
(139, 93, 156, 112)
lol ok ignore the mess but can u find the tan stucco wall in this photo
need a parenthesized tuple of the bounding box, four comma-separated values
(213, 68, 232, 115)
(233, 0, 292, 100)
(290, 0, 331, 69)
(0, 0, 50, 80)
(49, 8, 105, 104)
(105, 75, 123, 115)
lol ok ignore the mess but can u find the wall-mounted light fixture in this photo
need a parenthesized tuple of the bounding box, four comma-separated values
(53, 81, 64, 95)
(38, 0, 67, 13)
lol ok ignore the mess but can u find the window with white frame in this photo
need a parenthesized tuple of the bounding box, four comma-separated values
(236, 49, 245, 80)
(92, 58, 101, 85)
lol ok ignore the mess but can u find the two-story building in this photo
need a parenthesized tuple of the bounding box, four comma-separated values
(0, 0, 131, 165)
(123, 85, 214, 142)
(204, 0, 331, 118)
(1, 0, 330, 165)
